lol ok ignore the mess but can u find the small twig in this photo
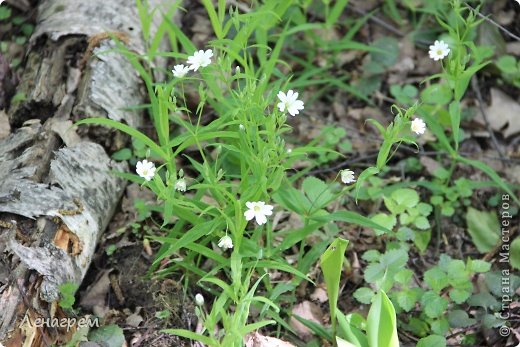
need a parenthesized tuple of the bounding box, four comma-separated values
(464, 2, 520, 42)
(348, 6, 404, 37)
(347, 5, 431, 45)
(471, 76, 507, 163)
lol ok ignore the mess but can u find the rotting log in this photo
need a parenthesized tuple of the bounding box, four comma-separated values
(0, 0, 175, 345)
(0, 120, 127, 346)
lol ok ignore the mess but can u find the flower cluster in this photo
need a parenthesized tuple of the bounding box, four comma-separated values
(172, 49, 214, 78)
(136, 33, 441, 282)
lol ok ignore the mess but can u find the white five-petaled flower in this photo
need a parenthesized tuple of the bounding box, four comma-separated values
(136, 160, 156, 181)
(244, 201, 274, 225)
(175, 178, 187, 192)
(218, 235, 233, 250)
(340, 169, 356, 184)
(277, 90, 305, 117)
(429, 40, 450, 61)
(195, 293, 204, 306)
(187, 49, 213, 71)
(411, 118, 426, 135)
(172, 64, 190, 78)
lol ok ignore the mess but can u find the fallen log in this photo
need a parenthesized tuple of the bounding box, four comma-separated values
(0, 121, 127, 345)
(0, 0, 174, 345)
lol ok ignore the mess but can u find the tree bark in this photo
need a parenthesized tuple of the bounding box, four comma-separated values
(0, 0, 174, 345)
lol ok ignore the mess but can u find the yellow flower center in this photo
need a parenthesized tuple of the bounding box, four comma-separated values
(437, 49, 443, 55)
(254, 206, 261, 212)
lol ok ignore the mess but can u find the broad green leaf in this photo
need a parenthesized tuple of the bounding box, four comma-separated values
(364, 263, 386, 284)
(467, 292, 500, 310)
(272, 185, 311, 215)
(366, 291, 399, 347)
(353, 287, 375, 305)
(302, 176, 334, 211)
(320, 238, 349, 336)
(421, 83, 452, 105)
(467, 259, 491, 273)
(370, 213, 396, 234)
(361, 250, 381, 262)
(111, 148, 132, 161)
(449, 288, 472, 304)
(88, 325, 125, 347)
(396, 289, 418, 312)
(430, 317, 449, 336)
(417, 335, 446, 347)
(484, 271, 520, 297)
(414, 230, 431, 253)
(448, 310, 476, 328)
(337, 311, 369, 347)
(355, 167, 380, 201)
(370, 37, 399, 67)
(424, 268, 449, 293)
(394, 269, 414, 285)
(465, 207, 500, 252)
(391, 188, 419, 208)
(414, 216, 430, 230)
(421, 291, 448, 318)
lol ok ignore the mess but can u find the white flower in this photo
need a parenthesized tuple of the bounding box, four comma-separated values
(244, 201, 274, 225)
(218, 235, 233, 250)
(195, 293, 204, 306)
(187, 49, 213, 71)
(287, 148, 292, 154)
(429, 40, 450, 61)
(340, 169, 356, 184)
(411, 118, 426, 135)
(175, 178, 187, 192)
(172, 64, 190, 78)
(277, 90, 305, 117)
(136, 160, 156, 181)
(239, 124, 245, 130)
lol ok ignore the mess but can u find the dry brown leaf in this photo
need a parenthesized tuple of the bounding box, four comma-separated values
(310, 287, 328, 303)
(244, 332, 296, 347)
(483, 88, 520, 137)
(420, 156, 442, 176)
(289, 301, 324, 341)
(79, 270, 112, 318)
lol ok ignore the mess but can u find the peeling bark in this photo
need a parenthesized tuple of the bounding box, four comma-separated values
(0, 121, 127, 344)
(0, 0, 176, 344)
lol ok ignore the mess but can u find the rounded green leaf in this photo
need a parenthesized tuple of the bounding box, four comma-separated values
(417, 335, 447, 347)
(421, 83, 453, 105)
